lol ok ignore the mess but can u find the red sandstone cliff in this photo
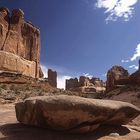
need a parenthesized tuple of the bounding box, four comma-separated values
(0, 7, 43, 78)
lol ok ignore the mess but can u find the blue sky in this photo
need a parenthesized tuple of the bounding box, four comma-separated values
(1, 0, 140, 88)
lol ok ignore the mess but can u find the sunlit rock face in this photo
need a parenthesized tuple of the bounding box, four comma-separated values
(0, 51, 36, 78)
(15, 95, 140, 133)
(0, 7, 42, 78)
(66, 76, 105, 93)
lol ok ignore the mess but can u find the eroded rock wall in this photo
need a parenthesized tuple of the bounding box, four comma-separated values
(0, 7, 41, 78)
(0, 7, 10, 50)
(48, 69, 57, 88)
(66, 78, 79, 91)
(106, 66, 129, 92)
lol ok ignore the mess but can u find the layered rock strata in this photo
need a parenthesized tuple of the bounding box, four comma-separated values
(0, 7, 41, 78)
(0, 51, 36, 78)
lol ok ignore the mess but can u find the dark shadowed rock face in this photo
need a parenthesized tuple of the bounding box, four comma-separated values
(0, 7, 42, 78)
(15, 95, 140, 133)
(106, 66, 129, 92)
(66, 78, 79, 91)
(48, 69, 57, 88)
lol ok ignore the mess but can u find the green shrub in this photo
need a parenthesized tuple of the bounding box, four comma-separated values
(0, 84, 7, 90)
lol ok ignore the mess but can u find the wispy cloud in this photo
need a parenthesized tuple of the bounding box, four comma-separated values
(121, 43, 140, 64)
(121, 59, 129, 63)
(128, 65, 138, 70)
(57, 75, 71, 89)
(41, 64, 71, 89)
(102, 73, 107, 77)
(130, 43, 140, 61)
(95, 0, 138, 22)
(40, 64, 48, 78)
(83, 73, 93, 78)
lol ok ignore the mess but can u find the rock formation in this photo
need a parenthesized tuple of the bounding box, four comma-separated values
(66, 76, 105, 93)
(15, 95, 140, 133)
(0, 7, 42, 78)
(106, 66, 129, 92)
(48, 69, 57, 88)
(0, 70, 35, 84)
(66, 78, 79, 90)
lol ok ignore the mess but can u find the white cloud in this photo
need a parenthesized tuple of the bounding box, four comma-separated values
(57, 75, 71, 89)
(41, 64, 71, 89)
(130, 44, 140, 61)
(102, 73, 107, 77)
(128, 65, 138, 69)
(121, 59, 129, 63)
(95, 0, 138, 22)
(40, 64, 48, 78)
(121, 43, 140, 64)
(83, 73, 93, 78)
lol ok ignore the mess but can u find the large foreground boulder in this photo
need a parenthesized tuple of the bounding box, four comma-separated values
(15, 95, 140, 133)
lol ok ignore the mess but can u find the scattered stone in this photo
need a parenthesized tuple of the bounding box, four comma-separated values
(109, 132, 120, 137)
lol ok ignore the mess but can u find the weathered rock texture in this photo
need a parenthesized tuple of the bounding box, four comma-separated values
(0, 7, 41, 78)
(106, 60, 140, 92)
(106, 66, 129, 92)
(1, 104, 140, 140)
(48, 69, 57, 88)
(0, 71, 37, 84)
(0, 51, 36, 78)
(15, 95, 140, 133)
(66, 76, 105, 93)
(66, 78, 79, 90)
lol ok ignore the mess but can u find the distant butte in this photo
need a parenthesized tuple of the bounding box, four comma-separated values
(106, 59, 140, 92)
(66, 76, 106, 93)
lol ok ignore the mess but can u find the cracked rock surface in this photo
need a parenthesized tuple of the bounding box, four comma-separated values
(15, 95, 140, 133)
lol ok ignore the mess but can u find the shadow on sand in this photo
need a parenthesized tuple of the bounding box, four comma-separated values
(0, 123, 130, 140)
